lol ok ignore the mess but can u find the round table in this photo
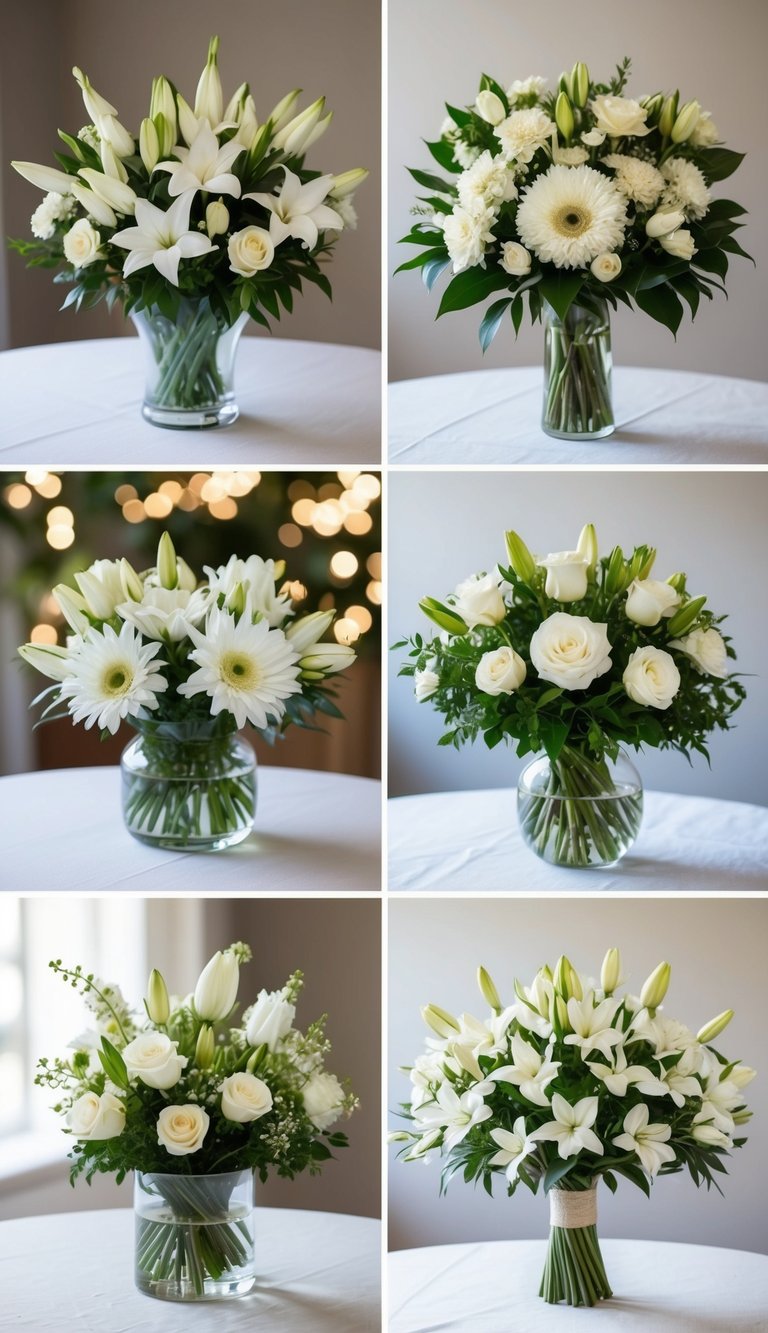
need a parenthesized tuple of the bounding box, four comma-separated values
(388, 1238, 768, 1330)
(388, 366, 768, 464)
(1, 1207, 380, 1330)
(0, 765, 381, 891)
(388, 788, 768, 891)
(0, 338, 381, 463)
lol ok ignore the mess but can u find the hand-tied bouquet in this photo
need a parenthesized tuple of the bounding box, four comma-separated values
(19, 532, 357, 851)
(396, 523, 744, 868)
(398, 59, 750, 439)
(39, 944, 357, 1301)
(391, 951, 755, 1307)
(10, 37, 367, 427)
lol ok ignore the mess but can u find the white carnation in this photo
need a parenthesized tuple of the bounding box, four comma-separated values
(602, 154, 665, 209)
(661, 157, 711, 220)
(454, 141, 481, 170)
(30, 191, 75, 240)
(507, 76, 547, 104)
(457, 151, 517, 212)
(495, 108, 555, 164)
(443, 204, 496, 273)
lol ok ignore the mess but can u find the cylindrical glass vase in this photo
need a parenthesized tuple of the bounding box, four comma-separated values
(121, 720, 257, 852)
(517, 746, 643, 869)
(134, 1169, 255, 1302)
(131, 298, 249, 429)
(539, 1186, 612, 1307)
(542, 297, 614, 440)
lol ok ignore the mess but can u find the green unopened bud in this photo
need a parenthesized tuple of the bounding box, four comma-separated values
(227, 582, 247, 617)
(637, 546, 657, 580)
(388, 1130, 411, 1143)
(150, 76, 177, 154)
(553, 954, 576, 1000)
(641, 93, 665, 124)
(600, 948, 621, 996)
(146, 969, 170, 1025)
(640, 961, 671, 1012)
(671, 99, 701, 144)
(570, 62, 590, 108)
(421, 1004, 460, 1038)
(539, 964, 553, 982)
(697, 1009, 734, 1044)
(554, 995, 569, 1030)
(157, 532, 178, 590)
(246, 1042, 267, 1073)
(568, 964, 583, 1001)
(555, 91, 574, 141)
(604, 546, 627, 596)
(666, 572, 687, 595)
(419, 597, 468, 636)
(732, 1108, 753, 1125)
(666, 595, 707, 637)
(120, 558, 143, 602)
(194, 1024, 215, 1069)
(576, 523, 598, 580)
(477, 966, 501, 1011)
(658, 92, 678, 137)
(139, 117, 160, 173)
(505, 530, 537, 583)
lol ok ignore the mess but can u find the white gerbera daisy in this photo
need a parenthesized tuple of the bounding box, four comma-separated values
(178, 607, 300, 729)
(59, 623, 168, 734)
(516, 164, 628, 269)
(443, 204, 496, 273)
(495, 108, 555, 164)
(660, 157, 711, 220)
(602, 154, 665, 209)
(457, 151, 518, 212)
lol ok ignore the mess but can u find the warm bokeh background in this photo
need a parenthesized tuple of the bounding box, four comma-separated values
(388, 0, 768, 381)
(0, 468, 381, 778)
(0, 0, 380, 350)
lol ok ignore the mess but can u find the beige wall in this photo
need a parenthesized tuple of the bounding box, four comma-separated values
(388, 0, 768, 381)
(0, 0, 380, 349)
(388, 896, 768, 1253)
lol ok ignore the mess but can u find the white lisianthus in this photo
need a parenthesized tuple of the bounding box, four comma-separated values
(645, 208, 686, 239)
(302, 1071, 346, 1130)
(475, 646, 526, 695)
(245, 988, 295, 1051)
(122, 1032, 188, 1090)
(537, 551, 589, 602)
(414, 667, 440, 700)
(659, 229, 697, 260)
(228, 225, 275, 276)
(529, 613, 612, 691)
(66, 1090, 125, 1140)
(590, 94, 649, 138)
(194, 949, 241, 1022)
(443, 204, 496, 274)
(62, 215, 102, 266)
(453, 573, 506, 629)
(499, 241, 531, 276)
(669, 627, 729, 679)
(623, 646, 681, 710)
(625, 578, 680, 627)
(157, 1104, 210, 1156)
(590, 252, 621, 282)
(475, 90, 506, 126)
(457, 151, 517, 211)
(494, 108, 555, 164)
(220, 1072, 273, 1123)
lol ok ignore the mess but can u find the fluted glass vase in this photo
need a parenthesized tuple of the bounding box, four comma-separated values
(134, 1169, 255, 1302)
(542, 297, 614, 440)
(539, 1186, 612, 1307)
(131, 297, 249, 429)
(517, 746, 642, 868)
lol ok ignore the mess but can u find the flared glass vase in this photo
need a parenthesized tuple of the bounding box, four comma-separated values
(134, 1169, 255, 1302)
(542, 297, 614, 440)
(539, 1187, 612, 1307)
(517, 746, 643, 868)
(131, 298, 249, 429)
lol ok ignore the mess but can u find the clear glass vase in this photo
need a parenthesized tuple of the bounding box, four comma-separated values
(131, 298, 249, 429)
(134, 1169, 255, 1302)
(517, 746, 642, 868)
(542, 297, 614, 440)
(121, 719, 257, 852)
(539, 1186, 611, 1307)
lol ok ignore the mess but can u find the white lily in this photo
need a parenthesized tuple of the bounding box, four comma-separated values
(612, 1103, 676, 1176)
(487, 1032, 561, 1107)
(245, 167, 342, 250)
(155, 120, 245, 200)
(12, 161, 75, 194)
(530, 1093, 603, 1160)
(586, 1047, 665, 1098)
(413, 1080, 494, 1151)
(111, 191, 215, 287)
(69, 181, 117, 229)
(691, 1115, 732, 1148)
(100, 140, 128, 184)
(403, 1128, 442, 1163)
(72, 66, 134, 158)
(564, 994, 624, 1059)
(18, 643, 71, 682)
(489, 1117, 536, 1183)
(645, 1047, 702, 1107)
(269, 89, 301, 132)
(273, 97, 328, 155)
(699, 1073, 745, 1130)
(78, 168, 136, 216)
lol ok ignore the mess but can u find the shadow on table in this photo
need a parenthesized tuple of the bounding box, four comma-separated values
(613, 426, 768, 461)
(617, 853, 768, 890)
(223, 831, 380, 890)
(246, 1283, 377, 1330)
(602, 1299, 751, 1329)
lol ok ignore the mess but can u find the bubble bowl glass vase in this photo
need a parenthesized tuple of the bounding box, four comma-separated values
(120, 718, 257, 852)
(134, 1169, 255, 1302)
(542, 296, 614, 441)
(131, 297, 249, 429)
(517, 746, 643, 869)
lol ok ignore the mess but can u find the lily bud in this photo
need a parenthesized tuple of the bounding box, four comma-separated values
(299, 644, 357, 676)
(658, 92, 679, 137)
(302, 110, 333, 152)
(176, 93, 199, 147)
(157, 532, 178, 590)
(475, 90, 506, 126)
(637, 546, 657, 580)
(78, 168, 136, 215)
(194, 35, 223, 126)
(697, 1009, 734, 1044)
(53, 583, 90, 634)
(146, 969, 170, 1025)
(504, 530, 537, 583)
(194, 950, 240, 1022)
(555, 91, 574, 141)
(195, 1024, 215, 1069)
(666, 595, 707, 638)
(285, 610, 335, 653)
(666, 572, 687, 596)
(671, 99, 701, 144)
(554, 995, 569, 1030)
(176, 558, 198, 593)
(568, 965, 583, 1001)
(600, 948, 621, 996)
(100, 139, 128, 183)
(732, 1108, 753, 1125)
(418, 597, 469, 636)
(477, 966, 501, 1011)
(205, 197, 229, 238)
(641, 93, 665, 125)
(553, 954, 575, 999)
(388, 1131, 411, 1143)
(246, 1043, 268, 1074)
(119, 558, 143, 602)
(238, 96, 260, 150)
(576, 523, 598, 581)
(570, 62, 590, 108)
(70, 181, 117, 228)
(640, 961, 671, 1011)
(330, 168, 369, 199)
(139, 118, 160, 174)
(12, 161, 75, 194)
(74, 570, 118, 621)
(269, 88, 302, 131)
(226, 582, 247, 617)
(18, 643, 70, 682)
(274, 97, 326, 155)
(150, 77, 178, 154)
(646, 209, 686, 239)
(72, 66, 118, 121)
(421, 1004, 460, 1038)
(604, 545, 627, 596)
(222, 81, 249, 125)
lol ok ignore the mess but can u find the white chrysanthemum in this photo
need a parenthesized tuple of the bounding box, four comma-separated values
(59, 623, 168, 734)
(660, 157, 711, 220)
(178, 607, 300, 730)
(117, 587, 212, 642)
(602, 154, 665, 209)
(30, 191, 76, 240)
(204, 555, 293, 628)
(443, 204, 496, 273)
(453, 141, 480, 170)
(507, 76, 547, 103)
(495, 108, 555, 163)
(457, 150, 517, 212)
(552, 145, 589, 166)
(334, 197, 358, 229)
(516, 164, 628, 269)
(690, 112, 719, 148)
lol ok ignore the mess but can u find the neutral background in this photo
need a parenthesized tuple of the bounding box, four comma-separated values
(0, 895, 381, 1221)
(388, 0, 768, 381)
(0, 0, 380, 350)
(388, 469, 768, 804)
(388, 896, 768, 1253)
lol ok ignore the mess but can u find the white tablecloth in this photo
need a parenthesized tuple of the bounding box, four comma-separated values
(0, 338, 381, 463)
(388, 367, 768, 464)
(388, 788, 768, 891)
(389, 1238, 768, 1331)
(0, 1207, 380, 1331)
(0, 766, 381, 892)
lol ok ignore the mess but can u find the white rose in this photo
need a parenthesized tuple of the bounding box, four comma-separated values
(590, 252, 622, 282)
(659, 229, 696, 260)
(581, 128, 606, 147)
(194, 950, 240, 1021)
(453, 573, 506, 629)
(302, 1071, 345, 1130)
(645, 209, 685, 238)
(228, 225, 274, 276)
(623, 646, 681, 710)
(537, 551, 589, 602)
(245, 989, 295, 1051)
(220, 1072, 273, 1123)
(157, 1104, 210, 1156)
(690, 111, 719, 147)
(62, 218, 102, 268)
(625, 579, 680, 627)
(590, 95, 650, 138)
(499, 241, 532, 277)
(122, 1032, 188, 1090)
(475, 90, 506, 125)
(475, 646, 526, 695)
(414, 668, 440, 700)
(530, 613, 612, 691)
(669, 627, 729, 679)
(66, 1091, 125, 1141)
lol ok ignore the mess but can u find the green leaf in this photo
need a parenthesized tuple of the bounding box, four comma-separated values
(692, 248, 729, 280)
(538, 271, 584, 321)
(543, 1158, 576, 1191)
(395, 246, 446, 274)
(445, 103, 471, 128)
(478, 297, 512, 352)
(538, 716, 570, 763)
(698, 147, 746, 184)
(673, 275, 701, 320)
(510, 295, 524, 335)
(479, 73, 508, 105)
(437, 266, 511, 317)
(398, 228, 446, 248)
(99, 1037, 129, 1091)
(634, 283, 684, 336)
(719, 236, 754, 264)
(703, 198, 747, 221)
(424, 138, 462, 173)
(423, 256, 452, 291)
(407, 166, 457, 196)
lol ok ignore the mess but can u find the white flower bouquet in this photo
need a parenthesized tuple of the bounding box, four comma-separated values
(392, 951, 755, 1307)
(10, 37, 367, 427)
(38, 944, 356, 1301)
(396, 522, 744, 868)
(19, 532, 357, 851)
(398, 59, 750, 439)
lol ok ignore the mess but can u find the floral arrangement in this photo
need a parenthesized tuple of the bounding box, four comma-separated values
(391, 951, 755, 1307)
(38, 944, 356, 1297)
(19, 532, 357, 848)
(396, 523, 744, 867)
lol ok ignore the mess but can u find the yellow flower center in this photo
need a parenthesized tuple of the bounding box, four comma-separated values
(101, 662, 134, 697)
(552, 205, 593, 237)
(219, 652, 259, 690)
